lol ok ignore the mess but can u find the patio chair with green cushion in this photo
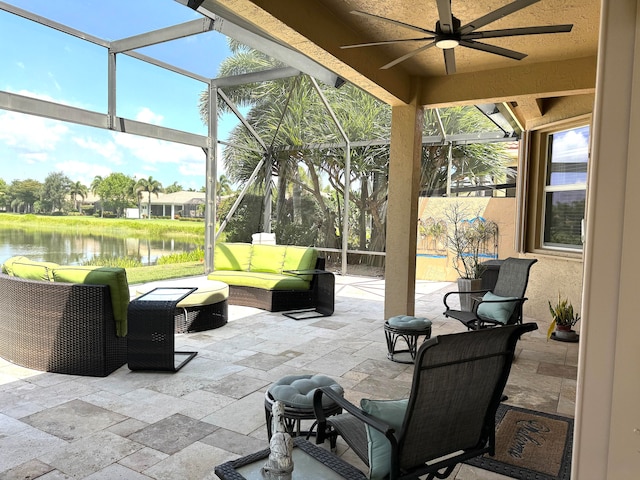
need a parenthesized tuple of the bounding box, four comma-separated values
(313, 323, 538, 480)
(443, 257, 537, 330)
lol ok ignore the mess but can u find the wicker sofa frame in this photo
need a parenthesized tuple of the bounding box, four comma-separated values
(0, 273, 127, 376)
(223, 257, 330, 312)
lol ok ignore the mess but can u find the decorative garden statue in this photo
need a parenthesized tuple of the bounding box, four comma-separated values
(262, 400, 294, 479)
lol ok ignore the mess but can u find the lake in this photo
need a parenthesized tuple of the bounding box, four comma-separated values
(0, 228, 201, 266)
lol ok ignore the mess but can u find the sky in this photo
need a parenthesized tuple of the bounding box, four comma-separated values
(0, 0, 240, 191)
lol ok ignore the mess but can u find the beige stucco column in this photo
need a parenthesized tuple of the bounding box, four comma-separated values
(574, 0, 640, 477)
(384, 102, 424, 319)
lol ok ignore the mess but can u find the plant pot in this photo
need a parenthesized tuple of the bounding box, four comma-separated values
(551, 326, 579, 342)
(457, 277, 483, 312)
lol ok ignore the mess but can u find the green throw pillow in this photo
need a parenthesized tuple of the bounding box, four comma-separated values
(1, 255, 30, 275)
(360, 398, 408, 480)
(51, 266, 130, 337)
(477, 291, 518, 324)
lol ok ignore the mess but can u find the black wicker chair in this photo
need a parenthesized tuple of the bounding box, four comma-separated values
(443, 257, 537, 330)
(313, 323, 537, 480)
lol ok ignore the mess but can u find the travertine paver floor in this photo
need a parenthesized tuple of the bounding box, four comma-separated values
(0, 275, 578, 479)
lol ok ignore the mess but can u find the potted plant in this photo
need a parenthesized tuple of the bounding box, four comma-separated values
(444, 203, 498, 311)
(547, 294, 580, 342)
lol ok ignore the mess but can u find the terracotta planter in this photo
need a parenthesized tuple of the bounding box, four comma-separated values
(457, 277, 482, 312)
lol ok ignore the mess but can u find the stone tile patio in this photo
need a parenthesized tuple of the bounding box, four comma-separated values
(0, 275, 578, 479)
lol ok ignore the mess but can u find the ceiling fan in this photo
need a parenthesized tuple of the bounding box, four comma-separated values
(341, 0, 573, 74)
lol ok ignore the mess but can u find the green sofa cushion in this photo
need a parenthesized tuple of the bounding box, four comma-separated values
(214, 243, 253, 271)
(250, 244, 287, 273)
(207, 270, 311, 291)
(360, 398, 408, 480)
(282, 246, 318, 282)
(1, 255, 30, 275)
(11, 259, 59, 281)
(51, 266, 130, 336)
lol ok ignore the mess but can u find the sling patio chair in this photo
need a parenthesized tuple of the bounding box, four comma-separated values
(443, 257, 537, 330)
(313, 323, 537, 480)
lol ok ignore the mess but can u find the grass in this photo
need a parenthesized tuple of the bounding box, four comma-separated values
(125, 262, 206, 285)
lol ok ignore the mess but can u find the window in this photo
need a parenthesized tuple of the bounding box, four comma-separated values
(542, 125, 589, 250)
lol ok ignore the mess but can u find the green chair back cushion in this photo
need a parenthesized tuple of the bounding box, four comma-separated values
(360, 398, 408, 480)
(214, 243, 253, 271)
(282, 246, 318, 282)
(250, 244, 287, 273)
(52, 266, 130, 336)
(3, 257, 58, 281)
(2, 256, 30, 275)
(477, 291, 518, 324)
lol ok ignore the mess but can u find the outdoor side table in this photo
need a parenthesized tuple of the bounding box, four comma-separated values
(282, 269, 335, 320)
(127, 287, 198, 372)
(214, 437, 366, 480)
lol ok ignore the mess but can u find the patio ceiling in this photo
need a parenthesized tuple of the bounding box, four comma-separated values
(190, 0, 600, 125)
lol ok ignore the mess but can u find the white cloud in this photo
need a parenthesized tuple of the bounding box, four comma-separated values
(73, 136, 123, 165)
(22, 152, 49, 164)
(136, 107, 164, 125)
(0, 110, 68, 151)
(55, 160, 111, 185)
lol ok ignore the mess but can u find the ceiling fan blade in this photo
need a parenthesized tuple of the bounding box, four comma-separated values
(341, 37, 435, 49)
(380, 42, 436, 69)
(459, 0, 540, 35)
(459, 39, 527, 60)
(464, 24, 573, 40)
(443, 48, 456, 74)
(436, 0, 454, 34)
(351, 10, 436, 35)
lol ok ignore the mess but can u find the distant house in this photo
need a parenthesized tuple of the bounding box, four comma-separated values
(142, 191, 205, 219)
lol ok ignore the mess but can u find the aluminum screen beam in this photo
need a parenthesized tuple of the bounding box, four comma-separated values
(110, 18, 216, 53)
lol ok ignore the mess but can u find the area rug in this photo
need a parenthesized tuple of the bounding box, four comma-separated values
(465, 404, 573, 480)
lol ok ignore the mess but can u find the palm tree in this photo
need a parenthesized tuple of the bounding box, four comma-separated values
(91, 176, 104, 217)
(69, 181, 88, 213)
(135, 176, 164, 219)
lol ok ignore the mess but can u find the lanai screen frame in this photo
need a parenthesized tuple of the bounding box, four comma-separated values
(0, 0, 521, 275)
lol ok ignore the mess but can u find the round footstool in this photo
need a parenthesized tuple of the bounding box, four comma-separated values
(264, 374, 344, 439)
(384, 315, 432, 364)
(135, 280, 229, 333)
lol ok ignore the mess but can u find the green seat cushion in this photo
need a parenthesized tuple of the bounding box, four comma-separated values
(51, 266, 130, 336)
(9, 258, 59, 281)
(214, 243, 253, 271)
(477, 291, 518, 324)
(250, 244, 287, 274)
(207, 271, 311, 291)
(360, 398, 409, 480)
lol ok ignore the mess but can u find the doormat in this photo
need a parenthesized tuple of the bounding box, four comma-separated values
(466, 404, 573, 480)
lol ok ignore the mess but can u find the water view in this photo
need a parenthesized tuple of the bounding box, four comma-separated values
(0, 228, 201, 266)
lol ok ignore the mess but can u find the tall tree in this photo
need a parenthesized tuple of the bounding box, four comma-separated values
(8, 179, 41, 213)
(69, 181, 89, 212)
(41, 172, 71, 213)
(97, 173, 135, 217)
(135, 176, 164, 219)
(90, 176, 104, 217)
(164, 181, 182, 194)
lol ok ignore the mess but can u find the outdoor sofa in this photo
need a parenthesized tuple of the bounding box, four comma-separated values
(0, 256, 128, 376)
(207, 242, 331, 312)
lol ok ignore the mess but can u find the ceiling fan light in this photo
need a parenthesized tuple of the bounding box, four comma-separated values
(435, 38, 459, 49)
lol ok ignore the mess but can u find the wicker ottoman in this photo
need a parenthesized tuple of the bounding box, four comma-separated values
(264, 374, 344, 439)
(135, 280, 228, 333)
(384, 315, 432, 364)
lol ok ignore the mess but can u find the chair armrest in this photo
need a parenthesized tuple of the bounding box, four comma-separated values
(312, 387, 399, 445)
(443, 289, 489, 310)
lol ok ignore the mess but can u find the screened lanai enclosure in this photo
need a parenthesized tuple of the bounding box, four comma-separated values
(0, 0, 521, 276)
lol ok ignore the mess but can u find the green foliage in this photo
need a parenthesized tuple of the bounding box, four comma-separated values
(126, 262, 205, 285)
(219, 194, 264, 242)
(41, 172, 71, 213)
(97, 173, 136, 217)
(82, 255, 143, 268)
(157, 248, 204, 265)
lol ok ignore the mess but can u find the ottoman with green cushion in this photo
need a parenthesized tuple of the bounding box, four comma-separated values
(135, 280, 228, 333)
(384, 315, 433, 364)
(264, 374, 344, 439)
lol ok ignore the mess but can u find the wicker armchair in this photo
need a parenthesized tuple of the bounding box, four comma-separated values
(0, 273, 127, 376)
